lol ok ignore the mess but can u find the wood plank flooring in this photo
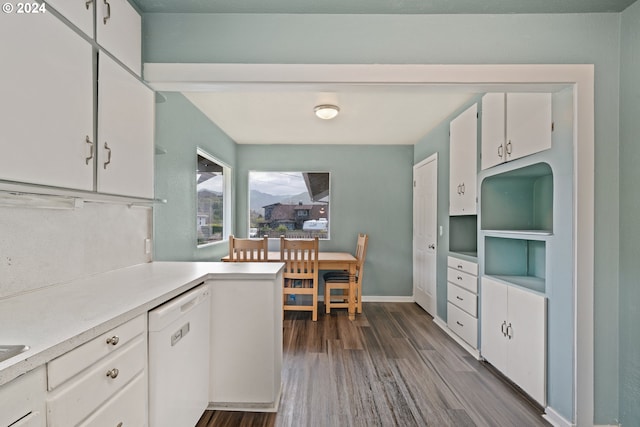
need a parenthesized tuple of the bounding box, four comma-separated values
(197, 302, 549, 427)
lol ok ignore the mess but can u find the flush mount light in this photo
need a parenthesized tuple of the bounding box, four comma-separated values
(314, 104, 340, 120)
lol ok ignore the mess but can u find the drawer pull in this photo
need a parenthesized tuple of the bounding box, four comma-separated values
(457, 276, 463, 280)
(457, 264, 463, 269)
(456, 296, 463, 301)
(117, 423, 123, 427)
(456, 320, 464, 327)
(106, 335, 120, 345)
(106, 368, 119, 379)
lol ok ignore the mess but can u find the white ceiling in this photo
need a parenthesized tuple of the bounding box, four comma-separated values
(183, 86, 477, 145)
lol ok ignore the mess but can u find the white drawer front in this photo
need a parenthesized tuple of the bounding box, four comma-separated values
(48, 314, 146, 390)
(79, 371, 147, 427)
(47, 335, 146, 427)
(447, 256, 478, 276)
(447, 283, 478, 317)
(447, 303, 478, 348)
(447, 267, 478, 294)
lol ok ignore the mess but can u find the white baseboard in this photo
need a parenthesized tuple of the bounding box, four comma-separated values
(432, 316, 481, 360)
(543, 406, 575, 427)
(318, 295, 414, 303)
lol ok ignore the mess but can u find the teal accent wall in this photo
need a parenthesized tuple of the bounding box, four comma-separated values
(619, 1, 640, 425)
(236, 144, 414, 297)
(143, 11, 628, 424)
(153, 92, 236, 262)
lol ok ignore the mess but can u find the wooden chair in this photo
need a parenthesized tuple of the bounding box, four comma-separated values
(324, 233, 368, 314)
(281, 236, 319, 321)
(228, 235, 269, 262)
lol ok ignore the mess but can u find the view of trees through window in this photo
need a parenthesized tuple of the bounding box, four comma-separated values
(249, 171, 330, 239)
(197, 152, 226, 245)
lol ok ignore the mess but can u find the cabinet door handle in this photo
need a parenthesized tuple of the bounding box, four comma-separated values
(501, 321, 507, 337)
(506, 140, 513, 156)
(85, 0, 93, 10)
(457, 184, 461, 195)
(85, 136, 94, 165)
(456, 320, 464, 327)
(498, 144, 503, 158)
(103, 142, 112, 169)
(461, 182, 465, 194)
(456, 296, 463, 301)
(106, 335, 119, 345)
(106, 368, 119, 379)
(507, 323, 513, 339)
(103, 0, 111, 24)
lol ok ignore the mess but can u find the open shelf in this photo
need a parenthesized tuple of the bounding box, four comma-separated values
(484, 236, 546, 293)
(449, 215, 477, 257)
(481, 162, 553, 233)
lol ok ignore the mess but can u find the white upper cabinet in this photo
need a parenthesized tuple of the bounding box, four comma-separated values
(96, 0, 142, 75)
(449, 103, 478, 215)
(0, 11, 94, 191)
(46, 0, 95, 37)
(481, 93, 552, 170)
(97, 54, 154, 198)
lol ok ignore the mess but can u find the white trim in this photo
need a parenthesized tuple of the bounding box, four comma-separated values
(432, 316, 481, 360)
(544, 406, 576, 427)
(361, 295, 414, 303)
(145, 63, 595, 426)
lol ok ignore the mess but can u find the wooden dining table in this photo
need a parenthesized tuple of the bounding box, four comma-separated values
(222, 251, 359, 320)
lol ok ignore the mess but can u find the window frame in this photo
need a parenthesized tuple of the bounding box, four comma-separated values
(248, 170, 331, 240)
(196, 148, 232, 248)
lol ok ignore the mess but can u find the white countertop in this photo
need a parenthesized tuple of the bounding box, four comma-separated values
(0, 261, 284, 387)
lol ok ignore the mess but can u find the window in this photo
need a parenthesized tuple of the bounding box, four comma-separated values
(197, 150, 230, 246)
(249, 171, 330, 239)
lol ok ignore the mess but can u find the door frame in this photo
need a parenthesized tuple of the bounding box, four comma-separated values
(144, 63, 595, 426)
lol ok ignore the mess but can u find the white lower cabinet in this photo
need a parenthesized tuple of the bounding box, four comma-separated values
(46, 314, 148, 426)
(0, 366, 46, 427)
(480, 276, 546, 405)
(447, 256, 479, 349)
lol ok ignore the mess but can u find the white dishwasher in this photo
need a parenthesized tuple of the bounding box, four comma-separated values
(148, 283, 211, 427)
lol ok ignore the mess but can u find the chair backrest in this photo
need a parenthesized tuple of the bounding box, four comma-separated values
(355, 233, 369, 282)
(228, 235, 269, 262)
(280, 236, 319, 281)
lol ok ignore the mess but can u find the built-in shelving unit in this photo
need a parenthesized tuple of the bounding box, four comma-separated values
(449, 215, 478, 258)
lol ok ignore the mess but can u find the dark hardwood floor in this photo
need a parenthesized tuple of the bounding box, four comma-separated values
(197, 302, 549, 427)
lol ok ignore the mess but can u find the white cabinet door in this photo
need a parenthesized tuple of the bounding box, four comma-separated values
(449, 103, 477, 215)
(46, 0, 94, 37)
(507, 284, 547, 406)
(480, 93, 506, 170)
(480, 277, 509, 373)
(97, 54, 154, 199)
(0, 11, 94, 191)
(96, 0, 142, 75)
(0, 366, 46, 427)
(505, 93, 552, 162)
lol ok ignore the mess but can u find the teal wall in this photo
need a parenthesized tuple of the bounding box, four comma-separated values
(153, 92, 236, 262)
(144, 11, 628, 424)
(236, 144, 414, 297)
(619, 1, 640, 425)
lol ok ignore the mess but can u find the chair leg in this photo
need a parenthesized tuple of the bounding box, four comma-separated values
(312, 288, 318, 321)
(357, 284, 363, 313)
(325, 285, 330, 314)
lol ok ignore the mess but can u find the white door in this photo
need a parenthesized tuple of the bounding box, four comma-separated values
(505, 93, 552, 162)
(480, 92, 506, 170)
(480, 277, 509, 373)
(449, 103, 478, 215)
(413, 154, 438, 317)
(96, 0, 142, 75)
(97, 54, 155, 199)
(0, 11, 94, 191)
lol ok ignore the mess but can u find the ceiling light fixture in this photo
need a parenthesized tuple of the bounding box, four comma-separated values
(314, 104, 340, 120)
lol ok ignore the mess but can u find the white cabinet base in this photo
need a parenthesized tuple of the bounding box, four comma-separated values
(208, 272, 283, 412)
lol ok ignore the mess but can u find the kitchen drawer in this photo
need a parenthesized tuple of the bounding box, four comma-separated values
(79, 371, 147, 427)
(47, 335, 146, 427)
(447, 256, 478, 276)
(447, 303, 478, 348)
(447, 283, 477, 317)
(447, 267, 478, 294)
(48, 314, 146, 390)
